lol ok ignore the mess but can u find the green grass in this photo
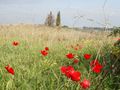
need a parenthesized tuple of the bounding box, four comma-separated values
(0, 24, 119, 90)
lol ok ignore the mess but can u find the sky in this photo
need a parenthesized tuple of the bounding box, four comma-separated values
(0, 0, 120, 27)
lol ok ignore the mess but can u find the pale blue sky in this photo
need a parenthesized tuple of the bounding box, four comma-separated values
(0, 0, 120, 27)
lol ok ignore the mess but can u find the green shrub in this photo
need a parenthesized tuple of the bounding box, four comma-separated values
(108, 27, 120, 37)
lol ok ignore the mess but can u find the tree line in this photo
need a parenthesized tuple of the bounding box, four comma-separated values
(44, 11, 61, 27)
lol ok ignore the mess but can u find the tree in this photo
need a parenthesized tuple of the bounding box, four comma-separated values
(108, 27, 120, 37)
(56, 11, 61, 26)
(45, 11, 55, 26)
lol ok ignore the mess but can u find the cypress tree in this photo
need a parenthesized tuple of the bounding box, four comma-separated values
(56, 11, 61, 26)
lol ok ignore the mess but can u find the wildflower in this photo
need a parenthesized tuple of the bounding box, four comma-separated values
(74, 47, 78, 50)
(60, 66, 81, 81)
(45, 47, 49, 51)
(60, 66, 67, 74)
(73, 59, 79, 64)
(60, 66, 74, 74)
(5, 65, 14, 75)
(90, 60, 103, 73)
(66, 53, 74, 59)
(90, 60, 99, 67)
(84, 54, 91, 60)
(12, 41, 19, 46)
(70, 71, 81, 81)
(65, 70, 74, 78)
(80, 79, 90, 89)
(60, 66, 74, 78)
(92, 64, 103, 73)
(40, 50, 48, 56)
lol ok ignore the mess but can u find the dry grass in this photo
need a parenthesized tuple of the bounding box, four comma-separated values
(0, 24, 113, 47)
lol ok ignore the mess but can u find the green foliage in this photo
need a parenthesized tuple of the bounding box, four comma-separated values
(111, 39, 120, 61)
(56, 11, 61, 26)
(109, 40, 120, 90)
(108, 27, 120, 37)
(0, 35, 119, 89)
(0, 73, 2, 81)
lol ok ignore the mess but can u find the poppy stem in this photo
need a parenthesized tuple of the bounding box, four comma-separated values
(79, 59, 89, 73)
(95, 70, 108, 90)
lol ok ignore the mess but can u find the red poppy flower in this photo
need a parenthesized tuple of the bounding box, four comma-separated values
(90, 60, 103, 73)
(60, 66, 74, 74)
(45, 47, 49, 51)
(74, 47, 78, 50)
(60, 66, 81, 81)
(73, 59, 79, 64)
(61, 66, 67, 74)
(70, 71, 81, 81)
(5, 65, 14, 75)
(12, 41, 19, 46)
(60, 66, 74, 78)
(65, 66, 75, 78)
(65, 70, 74, 78)
(80, 79, 90, 89)
(84, 54, 91, 60)
(92, 64, 103, 73)
(40, 50, 48, 56)
(90, 60, 99, 67)
(66, 53, 74, 59)
(66, 66, 74, 72)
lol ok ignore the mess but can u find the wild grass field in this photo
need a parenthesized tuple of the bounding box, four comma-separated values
(0, 24, 119, 90)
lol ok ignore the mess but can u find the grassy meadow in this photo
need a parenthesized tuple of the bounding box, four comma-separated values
(0, 24, 119, 90)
